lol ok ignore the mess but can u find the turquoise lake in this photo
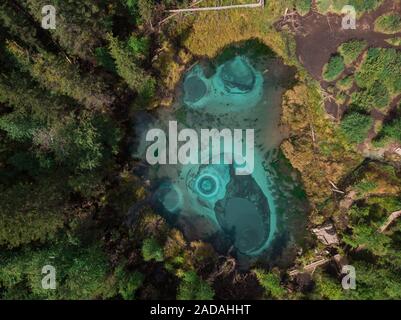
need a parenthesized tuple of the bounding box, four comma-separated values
(133, 41, 309, 267)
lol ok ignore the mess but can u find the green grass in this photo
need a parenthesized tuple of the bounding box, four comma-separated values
(375, 13, 401, 34)
(341, 111, 373, 144)
(338, 40, 368, 65)
(317, 0, 383, 15)
(355, 179, 378, 196)
(296, 0, 312, 16)
(323, 55, 345, 82)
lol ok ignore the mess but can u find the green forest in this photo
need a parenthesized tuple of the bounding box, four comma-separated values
(1, 0, 401, 301)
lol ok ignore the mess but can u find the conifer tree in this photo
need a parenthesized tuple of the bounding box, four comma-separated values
(0, 178, 66, 248)
(23, 0, 113, 61)
(6, 41, 115, 110)
(107, 34, 155, 102)
(0, 1, 39, 49)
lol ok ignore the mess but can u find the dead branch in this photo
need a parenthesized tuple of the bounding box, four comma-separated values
(276, 8, 304, 33)
(159, 0, 205, 25)
(289, 258, 331, 277)
(379, 210, 401, 233)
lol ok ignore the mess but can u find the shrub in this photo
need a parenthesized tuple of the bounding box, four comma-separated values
(177, 271, 214, 300)
(376, 117, 401, 144)
(340, 112, 373, 144)
(0, 243, 115, 299)
(386, 37, 401, 46)
(355, 179, 378, 195)
(355, 48, 401, 94)
(337, 75, 354, 91)
(338, 40, 368, 65)
(253, 269, 286, 299)
(336, 91, 347, 105)
(114, 266, 144, 300)
(323, 55, 345, 82)
(351, 81, 390, 111)
(95, 47, 116, 73)
(142, 238, 164, 262)
(375, 13, 401, 34)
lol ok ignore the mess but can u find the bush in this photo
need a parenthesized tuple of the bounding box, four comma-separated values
(375, 13, 401, 34)
(323, 55, 345, 82)
(338, 40, 367, 65)
(142, 238, 164, 262)
(376, 117, 401, 144)
(95, 47, 116, 73)
(336, 91, 347, 105)
(351, 81, 390, 111)
(114, 265, 144, 300)
(386, 37, 401, 46)
(313, 273, 344, 300)
(107, 34, 155, 100)
(355, 179, 378, 196)
(0, 180, 65, 248)
(0, 242, 115, 299)
(253, 269, 286, 299)
(355, 48, 401, 95)
(337, 75, 354, 91)
(177, 271, 214, 300)
(340, 112, 373, 144)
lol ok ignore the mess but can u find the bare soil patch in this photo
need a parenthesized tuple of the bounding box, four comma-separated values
(291, 0, 401, 117)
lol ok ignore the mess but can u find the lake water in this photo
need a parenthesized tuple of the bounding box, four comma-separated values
(133, 41, 309, 267)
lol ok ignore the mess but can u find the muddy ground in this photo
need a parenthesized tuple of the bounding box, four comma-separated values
(291, 0, 401, 118)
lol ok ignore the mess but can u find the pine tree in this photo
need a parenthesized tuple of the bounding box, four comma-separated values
(6, 41, 115, 110)
(107, 34, 155, 103)
(0, 241, 116, 299)
(177, 270, 214, 300)
(0, 1, 40, 49)
(23, 0, 113, 61)
(0, 178, 66, 248)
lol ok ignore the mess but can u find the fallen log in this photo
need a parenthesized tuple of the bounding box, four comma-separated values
(289, 258, 331, 277)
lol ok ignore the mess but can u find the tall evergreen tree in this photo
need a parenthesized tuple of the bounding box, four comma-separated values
(23, 0, 113, 61)
(107, 34, 155, 102)
(6, 41, 115, 110)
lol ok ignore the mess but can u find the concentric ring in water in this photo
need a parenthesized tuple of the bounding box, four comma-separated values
(195, 174, 219, 198)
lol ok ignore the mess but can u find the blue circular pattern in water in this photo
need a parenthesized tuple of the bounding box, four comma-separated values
(195, 174, 219, 198)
